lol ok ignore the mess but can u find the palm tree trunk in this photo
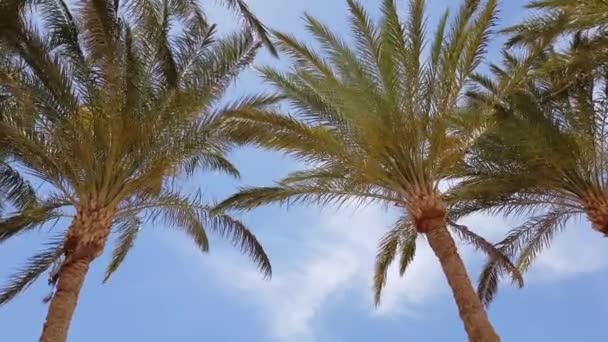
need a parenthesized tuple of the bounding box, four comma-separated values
(39, 254, 94, 342)
(39, 206, 113, 342)
(583, 200, 608, 236)
(426, 225, 500, 342)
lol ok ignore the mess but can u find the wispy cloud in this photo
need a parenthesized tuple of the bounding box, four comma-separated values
(166, 205, 608, 342)
(532, 221, 608, 279)
(201, 205, 449, 341)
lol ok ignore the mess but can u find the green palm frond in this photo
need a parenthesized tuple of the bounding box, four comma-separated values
(76, 0, 121, 64)
(373, 225, 399, 306)
(218, 0, 277, 56)
(0, 235, 63, 305)
(182, 152, 240, 178)
(461, 52, 606, 210)
(512, 212, 572, 272)
(458, 0, 498, 79)
(373, 216, 417, 306)
(221, 109, 354, 165)
(214, 185, 358, 213)
(215, 180, 400, 214)
(504, 0, 608, 47)
(194, 30, 261, 99)
(0, 0, 272, 304)
(205, 212, 272, 278)
(476, 210, 576, 306)
(448, 220, 523, 288)
(0, 161, 36, 211)
(103, 214, 141, 283)
(477, 256, 502, 307)
(123, 190, 271, 278)
(143, 192, 211, 253)
(0, 201, 67, 242)
(346, 0, 379, 79)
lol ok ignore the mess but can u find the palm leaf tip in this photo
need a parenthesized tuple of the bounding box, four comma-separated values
(103, 216, 140, 283)
(448, 220, 524, 287)
(477, 259, 500, 307)
(0, 163, 37, 210)
(373, 228, 400, 307)
(222, 0, 277, 57)
(208, 213, 272, 279)
(212, 187, 287, 214)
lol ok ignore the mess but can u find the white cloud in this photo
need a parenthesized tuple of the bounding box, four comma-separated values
(166, 204, 608, 342)
(200, 205, 451, 342)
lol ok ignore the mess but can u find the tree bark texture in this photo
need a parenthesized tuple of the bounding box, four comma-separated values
(408, 194, 499, 342)
(583, 197, 608, 236)
(39, 205, 114, 342)
(426, 224, 500, 342)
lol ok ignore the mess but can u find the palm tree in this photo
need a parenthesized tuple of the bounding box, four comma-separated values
(0, 1, 272, 341)
(214, 1, 521, 340)
(453, 33, 608, 305)
(503, 0, 608, 49)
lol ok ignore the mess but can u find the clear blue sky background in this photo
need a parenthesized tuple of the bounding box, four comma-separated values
(2, 1, 608, 341)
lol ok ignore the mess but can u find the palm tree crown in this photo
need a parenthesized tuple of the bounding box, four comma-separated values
(216, 0, 521, 340)
(455, 31, 608, 305)
(0, 0, 271, 340)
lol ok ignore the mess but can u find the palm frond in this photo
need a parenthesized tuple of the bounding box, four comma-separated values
(378, 0, 409, 105)
(476, 210, 572, 306)
(271, 30, 334, 78)
(458, 0, 497, 81)
(76, 0, 120, 63)
(0, 201, 67, 242)
(504, 0, 608, 47)
(373, 224, 399, 307)
(204, 212, 271, 278)
(214, 185, 355, 213)
(448, 220, 523, 287)
(373, 216, 417, 306)
(124, 190, 271, 277)
(220, 107, 349, 164)
(477, 257, 501, 307)
(103, 214, 141, 283)
(144, 192, 210, 253)
(347, 0, 382, 89)
(0, 235, 63, 305)
(182, 152, 240, 178)
(185, 30, 260, 105)
(514, 211, 571, 272)
(219, 0, 277, 56)
(0, 162, 36, 211)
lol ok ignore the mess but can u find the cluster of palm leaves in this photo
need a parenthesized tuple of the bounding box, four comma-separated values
(0, 0, 273, 341)
(0, 0, 605, 341)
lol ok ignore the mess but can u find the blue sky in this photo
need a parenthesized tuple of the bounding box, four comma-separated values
(2, 0, 608, 341)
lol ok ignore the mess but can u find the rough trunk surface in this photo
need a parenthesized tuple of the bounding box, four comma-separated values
(426, 225, 500, 342)
(410, 194, 499, 342)
(39, 205, 113, 342)
(583, 198, 608, 236)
